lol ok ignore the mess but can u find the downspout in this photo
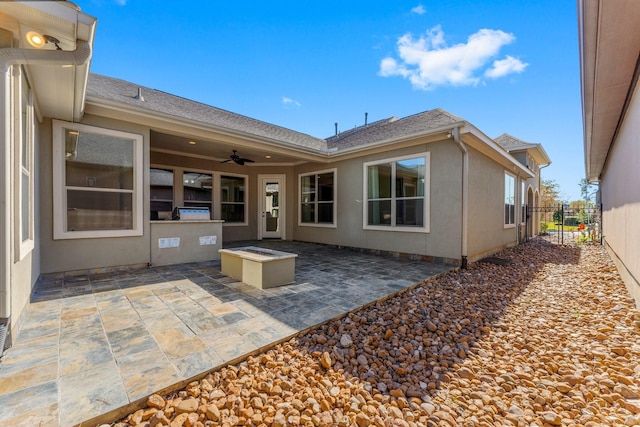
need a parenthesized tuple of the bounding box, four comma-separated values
(451, 126, 468, 269)
(0, 40, 92, 325)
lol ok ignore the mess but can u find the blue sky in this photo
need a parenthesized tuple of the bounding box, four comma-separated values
(79, 0, 584, 201)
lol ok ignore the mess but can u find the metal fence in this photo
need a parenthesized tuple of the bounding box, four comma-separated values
(528, 204, 602, 245)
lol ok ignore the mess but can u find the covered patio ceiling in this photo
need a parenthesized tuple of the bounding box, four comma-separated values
(150, 130, 319, 166)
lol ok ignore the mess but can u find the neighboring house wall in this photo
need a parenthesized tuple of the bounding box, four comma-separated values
(38, 115, 151, 274)
(600, 83, 640, 303)
(293, 140, 462, 262)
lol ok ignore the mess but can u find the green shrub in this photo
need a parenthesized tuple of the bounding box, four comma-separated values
(540, 222, 549, 234)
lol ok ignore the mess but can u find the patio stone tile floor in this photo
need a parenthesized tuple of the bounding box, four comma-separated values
(0, 241, 452, 426)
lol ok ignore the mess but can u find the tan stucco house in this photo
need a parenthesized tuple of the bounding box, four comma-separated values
(579, 0, 640, 306)
(0, 2, 550, 346)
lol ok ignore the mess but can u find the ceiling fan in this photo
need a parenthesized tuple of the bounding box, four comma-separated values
(220, 150, 255, 166)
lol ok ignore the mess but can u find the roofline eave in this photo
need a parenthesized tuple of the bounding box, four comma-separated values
(327, 121, 467, 159)
(463, 124, 535, 179)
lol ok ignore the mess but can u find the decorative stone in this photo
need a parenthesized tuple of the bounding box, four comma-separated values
(320, 351, 332, 369)
(542, 411, 562, 425)
(175, 398, 198, 414)
(340, 334, 353, 347)
(148, 394, 166, 410)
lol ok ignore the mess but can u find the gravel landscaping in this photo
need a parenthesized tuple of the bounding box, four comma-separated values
(111, 238, 640, 427)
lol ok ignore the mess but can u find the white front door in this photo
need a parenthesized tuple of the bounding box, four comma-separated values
(258, 175, 285, 239)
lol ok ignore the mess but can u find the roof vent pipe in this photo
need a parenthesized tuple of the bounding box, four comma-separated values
(334, 122, 338, 136)
(134, 87, 144, 101)
(365, 112, 368, 126)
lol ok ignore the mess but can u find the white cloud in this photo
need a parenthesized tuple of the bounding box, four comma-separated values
(282, 97, 301, 107)
(485, 55, 528, 78)
(114, 0, 127, 5)
(379, 25, 527, 90)
(411, 5, 426, 15)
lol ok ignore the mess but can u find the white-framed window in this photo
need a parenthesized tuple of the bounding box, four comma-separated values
(15, 67, 34, 259)
(52, 120, 143, 239)
(521, 181, 526, 225)
(150, 167, 174, 220)
(221, 174, 247, 225)
(364, 153, 429, 232)
(184, 171, 212, 216)
(299, 169, 336, 227)
(504, 172, 515, 227)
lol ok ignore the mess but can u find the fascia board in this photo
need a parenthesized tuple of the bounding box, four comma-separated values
(463, 124, 535, 179)
(578, 0, 598, 181)
(325, 121, 467, 160)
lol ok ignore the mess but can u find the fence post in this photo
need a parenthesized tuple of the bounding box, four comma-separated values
(560, 203, 564, 245)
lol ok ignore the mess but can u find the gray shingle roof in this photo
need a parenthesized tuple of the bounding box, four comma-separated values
(326, 108, 464, 149)
(494, 133, 537, 151)
(87, 74, 327, 150)
(86, 74, 466, 153)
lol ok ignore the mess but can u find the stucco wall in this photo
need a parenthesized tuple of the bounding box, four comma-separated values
(466, 147, 519, 261)
(292, 140, 463, 261)
(39, 115, 151, 273)
(601, 83, 640, 306)
(9, 118, 43, 340)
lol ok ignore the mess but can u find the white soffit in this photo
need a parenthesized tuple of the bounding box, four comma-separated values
(0, 1, 96, 121)
(581, 0, 640, 181)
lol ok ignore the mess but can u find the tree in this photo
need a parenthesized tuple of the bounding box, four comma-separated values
(579, 178, 595, 203)
(541, 179, 561, 207)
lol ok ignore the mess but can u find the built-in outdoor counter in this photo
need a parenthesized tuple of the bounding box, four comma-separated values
(150, 220, 224, 266)
(219, 246, 297, 289)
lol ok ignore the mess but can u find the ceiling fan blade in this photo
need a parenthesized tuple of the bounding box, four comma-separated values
(239, 157, 254, 163)
(234, 158, 245, 165)
(220, 159, 232, 164)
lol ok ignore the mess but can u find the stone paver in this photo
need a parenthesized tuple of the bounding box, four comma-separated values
(0, 241, 451, 426)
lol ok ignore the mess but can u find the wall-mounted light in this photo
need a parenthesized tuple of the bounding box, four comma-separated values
(25, 31, 61, 50)
(26, 31, 45, 48)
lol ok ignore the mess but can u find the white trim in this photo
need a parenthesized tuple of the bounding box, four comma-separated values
(298, 168, 337, 228)
(220, 172, 249, 227)
(52, 120, 143, 239)
(14, 67, 34, 260)
(258, 174, 285, 240)
(363, 152, 430, 232)
(504, 171, 516, 228)
(520, 180, 526, 226)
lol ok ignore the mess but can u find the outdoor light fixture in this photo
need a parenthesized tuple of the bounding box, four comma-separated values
(25, 31, 62, 50)
(26, 31, 45, 48)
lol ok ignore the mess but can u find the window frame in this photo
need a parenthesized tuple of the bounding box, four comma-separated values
(220, 172, 248, 226)
(52, 120, 144, 239)
(298, 168, 337, 228)
(183, 170, 213, 216)
(521, 181, 526, 225)
(150, 167, 175, 220)
(363, 153, 430, 233)
(504, 172, 516, 228)
(14, 67, 34, 259)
